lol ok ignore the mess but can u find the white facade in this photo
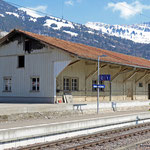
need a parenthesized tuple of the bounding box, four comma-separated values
(0, 39, 72, 103)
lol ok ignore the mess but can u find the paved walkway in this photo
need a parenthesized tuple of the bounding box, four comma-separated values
(0, 100, 149, 115)
(0, 101, 149, 130)
(0, 109, 149, 129)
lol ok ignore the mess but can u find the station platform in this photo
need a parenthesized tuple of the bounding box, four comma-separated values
(0, 100, 149, 115)
(0, 101, 150, 149)
(0, 100, 149, 128)
(0, 109, 149, 129)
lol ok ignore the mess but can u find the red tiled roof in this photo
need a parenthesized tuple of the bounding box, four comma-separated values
(1, 29, 150, 69)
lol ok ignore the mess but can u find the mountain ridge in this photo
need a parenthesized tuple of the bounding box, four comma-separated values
(85, 22, 150, 44)
(0, 0, 150, 59)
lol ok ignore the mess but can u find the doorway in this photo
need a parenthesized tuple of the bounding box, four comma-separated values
(126, 81, 133, 100)
(148, 84, 150, 99)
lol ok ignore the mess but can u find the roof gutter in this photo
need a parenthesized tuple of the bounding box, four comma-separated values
(78, 56, 150, 71)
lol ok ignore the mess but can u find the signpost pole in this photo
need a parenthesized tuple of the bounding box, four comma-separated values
(97, 56, 100, 114)
(110, 81, 112, 101)
(96, 54, 107, 114)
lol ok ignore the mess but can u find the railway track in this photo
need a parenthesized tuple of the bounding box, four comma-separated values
(65, 128, 150, 150)
(12, 122, 150, 150)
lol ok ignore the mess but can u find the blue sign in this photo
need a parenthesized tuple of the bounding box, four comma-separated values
(93, 84, 105, 88)
(99, 74, 111, 81)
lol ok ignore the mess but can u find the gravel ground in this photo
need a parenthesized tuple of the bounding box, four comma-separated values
(134, 141, 150, 150)
(0, 110, 82, 122)
(0, 110, 87, 128)
(0, 109, 149, 129)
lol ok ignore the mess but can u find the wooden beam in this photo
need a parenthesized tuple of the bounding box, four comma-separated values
(68, 60, 80, 66)
(123, 70, 139, 83)
(135, 71, 149, 83)
(85, 61, 96, 65)
(91, 64, 108, 78)
(109, 65, 120, 69)
(85, 64, 107, 80)
(111, 67, 128, 81)
(101, 64, 107, 68)
(86, 67, 97, 80)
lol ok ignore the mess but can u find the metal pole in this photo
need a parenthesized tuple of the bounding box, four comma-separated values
(110, 81, 112, 101)
(97, 56, 100, 114)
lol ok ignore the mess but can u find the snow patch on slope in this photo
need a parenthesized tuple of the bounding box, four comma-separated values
(43, 19, 74, 29)
(19, 7, 42, 18)
(63, 30, 78, 36)
(0, 14, 4, 17)
(0, 31, 8, 37)
(85, 22, 150, 43)
(6, 12, 19, 18)
(29, 17, 37, 22)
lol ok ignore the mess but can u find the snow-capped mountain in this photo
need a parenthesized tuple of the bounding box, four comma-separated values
(0, 31, 7, 38)
(1, 0, 150, 59)
(85, 22, 150, 44)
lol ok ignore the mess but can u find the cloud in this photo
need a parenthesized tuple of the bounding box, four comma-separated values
(65, 0, 74, 6)
(107, 1, 150, 19)
(19, 5, 47, 18)
(65, 0, 82, 6)
(33, 6, 47, 12)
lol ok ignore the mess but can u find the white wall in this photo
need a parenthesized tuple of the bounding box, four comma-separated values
(0, 40, 72, 103)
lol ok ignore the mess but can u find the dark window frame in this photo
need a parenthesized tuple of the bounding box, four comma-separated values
(3, 77, 12, 92)
(25, 40, 32, 52)
(139, 82, 143, 87)
(71, 78, 79, 91)
(92, 80, 104, 92)
(63, 77, 79, 91)
(18, 55, 25, 68)
(31, 77, 40, 92)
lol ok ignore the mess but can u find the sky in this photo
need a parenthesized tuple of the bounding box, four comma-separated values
(4, 0, 150, 25)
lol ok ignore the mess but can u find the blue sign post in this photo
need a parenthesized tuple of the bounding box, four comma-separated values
(99, 74, 111, 81)
(93, 84, 105, 88)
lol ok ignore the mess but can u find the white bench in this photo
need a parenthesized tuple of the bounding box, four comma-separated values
(73, 104, 87, 113)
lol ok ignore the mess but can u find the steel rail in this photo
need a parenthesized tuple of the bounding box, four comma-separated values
(65, 128, 150, 150)
(14, 122, 150, 150)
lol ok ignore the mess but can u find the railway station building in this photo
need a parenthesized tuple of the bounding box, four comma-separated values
(0, 29, 150, 103)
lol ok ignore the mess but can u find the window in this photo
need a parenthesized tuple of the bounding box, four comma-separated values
(3, 77, 12, 92)
(63, 77, 79, 91)
(92, 80, 97, 91)
(63, 77, 70, 91)
(139, 82, 143, 87)
(18, 56, 25, 68)
(72, 78, 78, 91)
(92, 80, 104, 92)
(31, 77, 40, 92)
(25, 40, 32, 52)
(100, 81, 104, 92)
